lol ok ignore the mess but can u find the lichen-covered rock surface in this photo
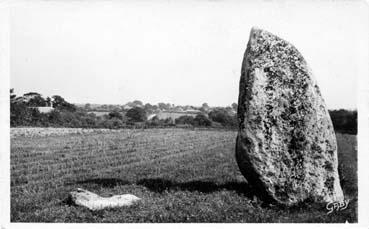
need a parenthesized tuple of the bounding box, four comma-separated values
(236, 27, 344, 206)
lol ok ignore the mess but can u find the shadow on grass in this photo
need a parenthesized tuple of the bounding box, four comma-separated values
(137, 178, 255, 198)
(72, 177, 256, 199)
(63, 177, 357, 222)
(74, 178, 131, 188)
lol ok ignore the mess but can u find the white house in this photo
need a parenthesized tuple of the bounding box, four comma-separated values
(29, 101, 54, 113)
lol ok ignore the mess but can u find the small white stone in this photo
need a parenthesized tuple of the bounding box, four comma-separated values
(69, 188, 141, 211)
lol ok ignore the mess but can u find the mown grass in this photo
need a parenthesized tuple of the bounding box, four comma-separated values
(10, 128, 357, 223)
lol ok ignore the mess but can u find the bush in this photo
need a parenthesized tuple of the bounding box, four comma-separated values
(83, 115, 97, 128)
(29, 108, 48, 126)
(47, 110, 63, 126)
(146, 116, 160, 127)
(208, 109, 237, 128)
(101, 118, 125, 129)
(146, 117, 175, 127)
(193, 114, 211, 127)
(52, 95, 77, 112)
(126, 107, 147, 122)
(211, 121, 224, 128)
(10, 102, 32, 126)
(163, 118, 175, 126)
(175, 116, 195, 125)
(108, 110, 123, 120)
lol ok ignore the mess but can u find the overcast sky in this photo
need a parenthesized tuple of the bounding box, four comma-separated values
(10, 0, 367, 109)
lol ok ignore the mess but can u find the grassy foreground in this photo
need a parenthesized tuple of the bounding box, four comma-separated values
(10, 128, 357, 223)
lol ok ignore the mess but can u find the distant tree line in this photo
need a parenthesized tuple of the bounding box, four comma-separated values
(10, 89, 357, 134)
(328, 109, 357, 135)
(10, 89, 239, 129)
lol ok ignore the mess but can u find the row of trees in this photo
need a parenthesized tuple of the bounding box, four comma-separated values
(10, 90, 148, 128)
(10, 90, 77, 126)
(82, 100, 238, 115)
(10, 90, 357, 134)
(102, 107, 237, 129)
(10, 90, 238, 129)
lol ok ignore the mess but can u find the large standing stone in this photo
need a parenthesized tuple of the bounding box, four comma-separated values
(236, 27, 344, 206)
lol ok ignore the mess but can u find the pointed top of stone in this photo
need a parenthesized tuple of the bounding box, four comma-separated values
(242, 27, 310, 80)
(250, 26, 262, 33)
(249, 27, 279, 41)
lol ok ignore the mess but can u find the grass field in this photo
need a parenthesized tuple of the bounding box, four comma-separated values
(10, 128, 357, 223)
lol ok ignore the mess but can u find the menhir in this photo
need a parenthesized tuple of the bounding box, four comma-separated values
(236, 27, 344, 206)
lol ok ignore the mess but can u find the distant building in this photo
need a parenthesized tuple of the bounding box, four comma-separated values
(148, 110, 203, 123)
(29, 100, 54, 113)
(184, 109, 200, 113)
(29, 106, 54, 113)
(147, 114, 157, 120)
